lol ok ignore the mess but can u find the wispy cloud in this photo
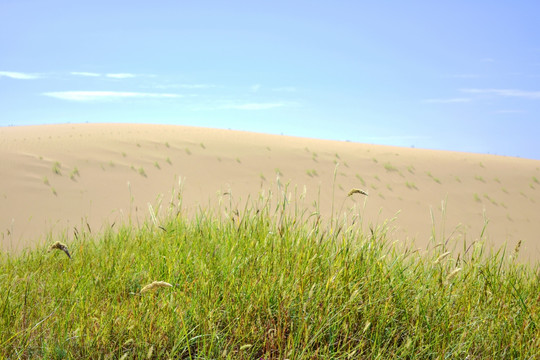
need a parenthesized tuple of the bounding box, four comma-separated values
(422, 98, 471, 104)
(106, 73, 137, 79)
(251, 84, 261, 92)
(461, 88, 540, 99)
(43, 91, 182, 101)
(0, 71, 40, 80)
(71, 71, 101, 77)
(222, 102, 286, 110)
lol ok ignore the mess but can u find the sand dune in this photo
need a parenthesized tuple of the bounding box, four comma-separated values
(1, 123, 539, 261)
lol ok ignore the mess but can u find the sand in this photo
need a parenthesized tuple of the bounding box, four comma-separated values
(1, 123, 539, 262)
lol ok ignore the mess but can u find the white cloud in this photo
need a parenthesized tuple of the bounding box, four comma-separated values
(0, 71, 40, 79)
(251, 84, 261, 92)
(106, 73, 137, 79)
(461, 88, 540, 99)
(43, 91, 183, 101)
(71, 72, 101, 77)
(422, 98, 471, 104)
(222, 102, 286, 110)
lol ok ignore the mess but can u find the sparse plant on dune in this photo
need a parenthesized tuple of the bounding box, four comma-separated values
(355, 174, 366, 186)
(384, 162, 397, 172)
(405, 181, 418, 190)
(43, 176, 49, 186)
(475, 175, 485, 183)
(154, 161, 160, 169)
(52, 161, 61, 175)
(185, 148, 192, 155)
(138, 167, 147, 177)
(200, 142, 206, 149)
(166, 157, 172, 165)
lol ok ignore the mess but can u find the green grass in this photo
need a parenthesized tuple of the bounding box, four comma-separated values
(1, 192, 539, 358)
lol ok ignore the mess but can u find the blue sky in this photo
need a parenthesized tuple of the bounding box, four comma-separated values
(1, 1, 539, 159)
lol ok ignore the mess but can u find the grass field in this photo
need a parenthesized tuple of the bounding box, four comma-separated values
(1, 185, 539, 359)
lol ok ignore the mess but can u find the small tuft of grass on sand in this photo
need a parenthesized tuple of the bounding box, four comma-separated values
(185, 148, 192, 155)
(166, 157, 172, 165)
(51, 187, 57, 196)
(165, 142, 170, 148)
(200, 142, 206, 149)
(306, 169, 318, 178)
(236, 157, 241, 164)
(52, 161, 62, 175)
(475, 175, 485, 183)
(405, 181, 418, 190)
(384, 162, 398, 172)
(474, 193, 481, 202)
(532, 176, 539, 184)
(154, 161, 161, 170)
(138, 167, 147, 177)
(69, 167, 80, 181)
(355, 174, 366, 186)
(122, 152, 127, 158)
(43, 176, 49, 186)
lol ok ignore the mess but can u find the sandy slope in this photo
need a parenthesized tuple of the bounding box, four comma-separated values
(1, 123, 539, 261)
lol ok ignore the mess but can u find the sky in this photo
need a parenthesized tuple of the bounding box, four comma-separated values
(1, 0, 539, 159)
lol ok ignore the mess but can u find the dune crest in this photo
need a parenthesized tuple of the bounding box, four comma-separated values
(1, 123, 539, 261)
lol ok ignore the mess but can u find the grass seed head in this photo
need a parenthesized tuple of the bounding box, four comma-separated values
(140, 281, 173, 293)
(49, 241, 71, 259)
(433, 251, 451, 265)
(348, 188, 368, 197)
(446, 267, 462, 282)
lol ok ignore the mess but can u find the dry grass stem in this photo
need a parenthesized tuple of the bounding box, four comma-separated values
(347, 188, 368, 197)
(49, 241, 71, 259)
(140, 281, 173, 293)
(446, 267, 462, 281)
